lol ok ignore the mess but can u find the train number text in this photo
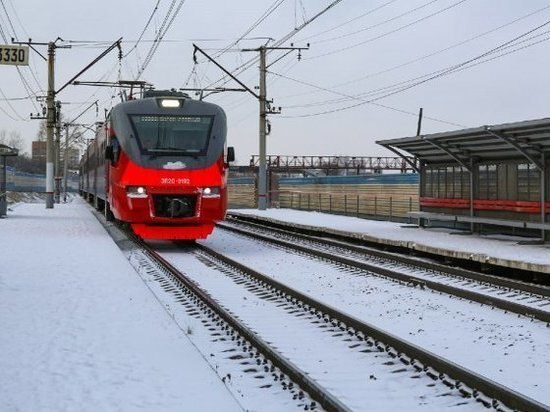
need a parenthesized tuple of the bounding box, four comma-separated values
(160, 177, 190, 185)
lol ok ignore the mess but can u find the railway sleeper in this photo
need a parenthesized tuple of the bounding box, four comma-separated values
(399, 354, 411, 365)
(440, 373, 457, 389)
(425, 366, 439, 380)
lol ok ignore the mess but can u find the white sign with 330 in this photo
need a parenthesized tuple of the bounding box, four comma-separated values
(0, 45, 29, 66)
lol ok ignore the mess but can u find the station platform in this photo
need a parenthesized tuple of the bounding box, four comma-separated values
(0, 197, 242, 411)
(229, 209, 550, 276)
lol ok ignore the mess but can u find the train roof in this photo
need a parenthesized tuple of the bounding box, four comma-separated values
(142, 90, 190, 99)
(112, 92, 225, 117)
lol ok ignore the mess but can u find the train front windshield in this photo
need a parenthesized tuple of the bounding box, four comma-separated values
(130, 115, 213, 155)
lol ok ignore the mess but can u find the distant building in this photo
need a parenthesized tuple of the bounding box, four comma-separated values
(32, 141, 46, 163)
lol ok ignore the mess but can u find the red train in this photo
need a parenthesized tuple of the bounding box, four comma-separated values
(80, 90, 234, 240)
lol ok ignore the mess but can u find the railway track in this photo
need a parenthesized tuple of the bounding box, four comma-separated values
(100, 217, 340, 411)
(221, 215, 550, 324)
(204, 220, 550, 408)
(95, 211, 550, 410)
(163, 241, 546, 411)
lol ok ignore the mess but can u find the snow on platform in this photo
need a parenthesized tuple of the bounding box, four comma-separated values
(0, 198, 242, 411)
(230, 209, 550, 274)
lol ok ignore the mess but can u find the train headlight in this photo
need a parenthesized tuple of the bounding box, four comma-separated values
(160, 99, 181, 108)
(127, 186, 148, 198)
(201, 187, 220, 198)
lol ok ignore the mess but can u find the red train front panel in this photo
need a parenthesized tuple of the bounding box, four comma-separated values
(107, 151, 227, 239)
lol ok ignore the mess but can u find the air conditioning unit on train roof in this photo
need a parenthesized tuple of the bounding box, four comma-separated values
(143, 89, 190, 99)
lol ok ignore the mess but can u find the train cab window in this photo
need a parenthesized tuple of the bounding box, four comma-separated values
(129, 114, 213, 155)
(173, 130, 203, 151)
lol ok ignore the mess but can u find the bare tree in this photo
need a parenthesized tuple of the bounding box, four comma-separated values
(8, 131, 24, 152)
(36, 121, 47, 141)
(0, 130, 24, 151)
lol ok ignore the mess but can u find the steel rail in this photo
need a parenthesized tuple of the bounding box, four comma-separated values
(220, 220, 550, 324)
(198, 242, 549, 412)
(91, 212, 350, 411)
(226, 213, 550, 298)
(133, 236, 352, 412)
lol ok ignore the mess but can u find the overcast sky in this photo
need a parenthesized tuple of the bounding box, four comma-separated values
(1, 0, 550, 164)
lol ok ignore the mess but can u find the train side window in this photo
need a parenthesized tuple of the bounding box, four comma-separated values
(106, 137, 121, 165)
(111, 137, 120, 164)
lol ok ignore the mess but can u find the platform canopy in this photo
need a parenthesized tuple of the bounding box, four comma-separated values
(0, 144, 18, 157)
(376, 117, 550, 171)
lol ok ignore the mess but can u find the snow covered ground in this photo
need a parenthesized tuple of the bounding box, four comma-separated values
(0, 198, 242, 411)
(158, 244, 487, 411)
(201, 228, 550, 406)
(2, 199, 549, 411)
(231, 209, 550, 270)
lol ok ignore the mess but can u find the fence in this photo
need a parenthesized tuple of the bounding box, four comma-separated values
(228, 177, 257, 209)
(277, 190, 418, 222)
(228, 173, 420, 222)
(2, 166, 80, 193)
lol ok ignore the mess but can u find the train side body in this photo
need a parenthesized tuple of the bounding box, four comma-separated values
(80, 92, 230, 240)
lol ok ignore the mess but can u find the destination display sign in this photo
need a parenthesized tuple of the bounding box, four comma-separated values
(0, 45, 29, 66)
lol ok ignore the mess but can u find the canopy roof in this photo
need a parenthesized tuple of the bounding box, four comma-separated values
(0, 144, 18, 156)
(376, 118, 550, 171)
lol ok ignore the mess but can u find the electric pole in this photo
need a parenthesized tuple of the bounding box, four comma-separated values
(63, 123, 69, 202)
(14, 36, 121, 209)
(245, 44, 308, 210)
(192, 43, 306, 210)
(14, 38, 70, 208)
(45, 42, 55, 208)
(258, 46, 268, 210)
(54, 100, 62, 203)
